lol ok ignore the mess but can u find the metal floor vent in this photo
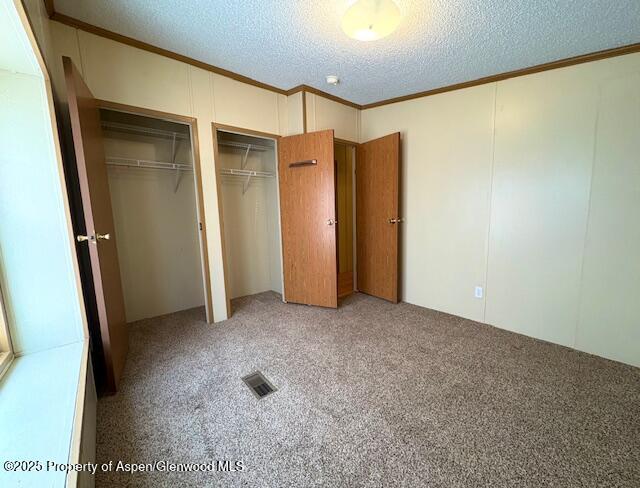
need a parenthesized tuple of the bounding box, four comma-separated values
(242, 371, 277, 399)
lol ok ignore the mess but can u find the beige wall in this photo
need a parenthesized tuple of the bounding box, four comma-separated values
(575, 72, 640, 367)
(361, 53, 640, 367)
(305, 92, 360, 142)
(486, 63, 597, 347)
(286, 91, 304, 135)
(212, 73, 285, 136)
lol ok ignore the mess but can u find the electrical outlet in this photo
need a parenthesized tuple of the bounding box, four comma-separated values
(474, 286, 483, 299)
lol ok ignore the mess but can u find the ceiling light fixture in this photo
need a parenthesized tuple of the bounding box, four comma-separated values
(326, 75, 339, 85)
(341, 0, 401, 42)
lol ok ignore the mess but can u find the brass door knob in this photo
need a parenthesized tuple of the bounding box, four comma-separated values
(96, 233, 111, 241)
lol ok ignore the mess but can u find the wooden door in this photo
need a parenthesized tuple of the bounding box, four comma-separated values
(356, 133, 401, 303)
(64, 57, 128, 392)
(278, 130, 337, 308)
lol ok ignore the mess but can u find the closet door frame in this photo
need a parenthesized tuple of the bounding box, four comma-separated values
(211, 123, 283, 318)
(211, 129, 378, 314)
(334, 138, 359, 299)
(96, 99, 215, 324)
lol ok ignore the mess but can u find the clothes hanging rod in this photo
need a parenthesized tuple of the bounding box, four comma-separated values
(106, 157, 193, 172)
(101, 121, 190, 140)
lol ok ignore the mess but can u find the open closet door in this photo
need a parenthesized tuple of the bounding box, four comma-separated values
(64, 57, 128, 392)
(356, 132, 401, 303)
(278, 130, 337, 308)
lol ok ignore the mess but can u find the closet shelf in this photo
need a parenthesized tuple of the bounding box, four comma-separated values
(218, 140, 271, 170)
(220, 167, 274, 195)
(218, 140, 270, 152)
(220, 168, 273, 178)
(106, 157, 193, 172)
(107, 157, 193, 193)
(102, 121, 189, 141)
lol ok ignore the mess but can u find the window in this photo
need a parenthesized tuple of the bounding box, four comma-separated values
(0, 281, 13, 378)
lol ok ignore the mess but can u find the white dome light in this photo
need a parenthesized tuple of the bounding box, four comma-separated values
(341, 0, 402, 42)
(326, 75, 339, 85)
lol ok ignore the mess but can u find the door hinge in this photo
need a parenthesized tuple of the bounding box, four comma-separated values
(199, 222, 203, 231)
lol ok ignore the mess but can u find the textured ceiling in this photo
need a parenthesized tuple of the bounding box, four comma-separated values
(55, 0, 640, 105)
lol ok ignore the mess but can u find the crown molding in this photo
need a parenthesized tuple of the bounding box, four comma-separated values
(361, 42, 640, 109)
(43, 0, 54, 17)
(286, 85, 361, 110)
(46, 1, 640, 112)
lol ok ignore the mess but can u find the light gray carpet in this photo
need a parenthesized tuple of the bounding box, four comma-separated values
(96, 292, 640, 487)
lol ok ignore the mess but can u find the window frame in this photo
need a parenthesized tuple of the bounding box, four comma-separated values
(0, 282, 13, 379)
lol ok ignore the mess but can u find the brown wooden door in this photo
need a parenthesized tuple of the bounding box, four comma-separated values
(64, 57, 128, 392)
(278, 130, 337, 308)
(356, 132, 401, 303)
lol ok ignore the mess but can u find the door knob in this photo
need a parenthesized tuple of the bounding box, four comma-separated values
(76, 235, 91, 242)
(96, 233, 111, 241)
(327, 219, 338, 226)
(388, 218, 404, 224)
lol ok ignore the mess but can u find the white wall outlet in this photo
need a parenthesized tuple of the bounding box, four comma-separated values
(474, 286, 483, 299)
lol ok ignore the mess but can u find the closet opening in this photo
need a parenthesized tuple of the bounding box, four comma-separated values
(335, 140, 357, 299)
(99, 105, 213, 324)
(213, 125, 283, 317)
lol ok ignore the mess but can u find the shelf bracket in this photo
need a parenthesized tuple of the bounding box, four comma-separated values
(242, 172, 252, 195)
(241, 144, 251, 170)
(171, 134, 183, 193)
(174, 167, 182, 193)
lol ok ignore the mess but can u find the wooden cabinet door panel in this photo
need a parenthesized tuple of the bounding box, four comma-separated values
(356, 132, 400, 303)
(278, 130, 337, 308)
(64, 56, 128, 392)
